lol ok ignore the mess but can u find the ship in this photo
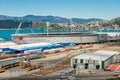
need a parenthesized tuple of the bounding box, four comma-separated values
(11, 22, 108, 44)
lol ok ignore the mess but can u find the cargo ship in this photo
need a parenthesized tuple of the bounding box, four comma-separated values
(11, 22, 108, 44)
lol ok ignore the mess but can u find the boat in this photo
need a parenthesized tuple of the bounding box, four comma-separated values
(11, 22, 108, 44)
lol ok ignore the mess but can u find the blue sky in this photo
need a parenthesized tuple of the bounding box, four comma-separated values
(0, 0, 120, 19)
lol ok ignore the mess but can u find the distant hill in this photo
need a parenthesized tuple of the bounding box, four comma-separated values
(0, 20, 31, 29)
(111, 17, 120, 25)
(0, 15, 102, 23)
(0, 15, 18, 21)
(0, 15, 119, 29)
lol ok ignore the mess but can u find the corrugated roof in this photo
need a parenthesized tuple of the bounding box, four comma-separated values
(105, 64, 120, 71)
(73, 50, 120, 61)
(8, 42, 59, 50)
(94, 50, 120, 55)
(95, 32, 120, 37)
(0, 42, 17, 48)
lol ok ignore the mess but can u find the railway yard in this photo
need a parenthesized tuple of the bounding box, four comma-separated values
(0, 42, 120, 80)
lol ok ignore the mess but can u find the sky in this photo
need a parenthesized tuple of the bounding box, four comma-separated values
(0, 0, 120, 20)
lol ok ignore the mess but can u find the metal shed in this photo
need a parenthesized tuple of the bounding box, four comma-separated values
(71, 50, 120, 69)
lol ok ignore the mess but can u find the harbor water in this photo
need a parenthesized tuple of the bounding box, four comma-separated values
(0, 29, 120, 41)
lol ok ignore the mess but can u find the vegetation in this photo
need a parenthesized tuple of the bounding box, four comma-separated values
(0, 20, 66, 30)
(112, 17, 120, 25)
(106, 77, 120, 80)
(0, 20, 32, 29)
(32, 22, 46, 29)
(102, 17, 120, 29)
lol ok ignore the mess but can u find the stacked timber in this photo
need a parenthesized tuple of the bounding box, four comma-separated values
(0, 68, 5, 73)
(43, 48, 61, 55)
(64, 47, 72, 51)
(20, 62, 31, 68)
(25, 63, 43, 71)
(1, 62, 20, 70)
(0, 54, 18, 59)
(81, 44, 93, 49)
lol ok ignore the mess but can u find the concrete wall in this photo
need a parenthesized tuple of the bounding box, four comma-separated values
(81, 36, 98, 43)
(12, 34, 108, 44)
(104, 57, 113, 68)
(71, 56, 116, 69)
(71, 58, 102, 69)
(104, 54, 118, 68)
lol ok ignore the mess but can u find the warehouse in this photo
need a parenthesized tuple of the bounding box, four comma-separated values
(12, 32, 108, 44)
(71, 50, 120, 69)
(1, 42, 63, 54)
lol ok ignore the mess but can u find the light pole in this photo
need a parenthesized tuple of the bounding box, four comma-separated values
(46, 22, 49, 36)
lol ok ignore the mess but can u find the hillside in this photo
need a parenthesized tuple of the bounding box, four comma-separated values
(0, 15, 102, 23)
(0, 20, 31, 29)
(0, 15, 119, 30)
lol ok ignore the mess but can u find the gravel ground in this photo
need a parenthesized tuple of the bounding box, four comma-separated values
(0, 43, 119, 80)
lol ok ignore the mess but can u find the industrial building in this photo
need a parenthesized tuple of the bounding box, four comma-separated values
(12, 33, 108, 44)
(1, 42, 63, 54)
(71, 50, 120, 69)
